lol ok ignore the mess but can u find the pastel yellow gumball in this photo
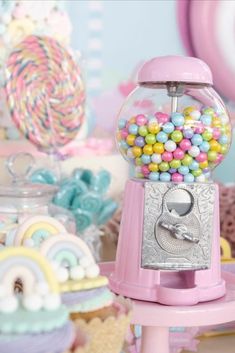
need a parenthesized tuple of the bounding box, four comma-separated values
(199, 160, 208, 169)
(148, 163, 159, 172)
(209, 140, 221, 153)
(183, 106, 195, 116)
(153, 142, 164, 154)
(148, 123, 160, 134)
(132, 146, 142, 157)
(126, 134, 135, 146)
(143, 144, 153, 155)
(116, 131, 122, 141)
(212, 117, 221, 128)
(129, 117, 136, 124)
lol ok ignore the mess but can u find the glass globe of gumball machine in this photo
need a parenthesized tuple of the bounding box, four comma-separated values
(110, 56, 232, 306)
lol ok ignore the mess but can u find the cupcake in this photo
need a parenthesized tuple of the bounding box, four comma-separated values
(0, 247, 74, 353)
(40, 233, 132, 353)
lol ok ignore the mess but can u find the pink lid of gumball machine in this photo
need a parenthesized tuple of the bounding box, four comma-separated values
(116, 55, 231, 183)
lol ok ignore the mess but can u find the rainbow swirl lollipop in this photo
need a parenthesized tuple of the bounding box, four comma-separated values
(4, 35, 85, 150)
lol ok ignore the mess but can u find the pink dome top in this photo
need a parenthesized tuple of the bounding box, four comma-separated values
(138, 56, 213, 85)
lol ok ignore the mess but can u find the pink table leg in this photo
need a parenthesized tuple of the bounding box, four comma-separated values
(140, 326, 169, 353)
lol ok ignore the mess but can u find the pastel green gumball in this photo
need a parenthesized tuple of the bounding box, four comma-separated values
(203, 107, 214, 117)
(221, 145, 228, 155)
(202, 131, 213, 141)
(182, 154, 193, 166)
(139, 126, 148, 137)
(192, 169, 202, 177)
(159, 162, 169, 172)
(145, 133, 156, 145)
(170, 159, 181, 169)
(171, 130, 183, 143)
(208, 150, 217, 161)
(135, 157, 143, 166)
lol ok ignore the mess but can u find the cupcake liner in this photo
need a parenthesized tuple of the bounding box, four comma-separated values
(71, 296, 132, 353)
(0, 321, 75, 353)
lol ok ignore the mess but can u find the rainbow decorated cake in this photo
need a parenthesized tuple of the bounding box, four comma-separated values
(0, 247, 74, 353)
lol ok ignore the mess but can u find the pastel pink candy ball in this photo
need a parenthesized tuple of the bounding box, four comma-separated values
(172, 173, 183, 182)
(213, 128, 221, 140)
(179, 139, 191, 151)
(173, 148, 185, 160)
(155, 112, 169, 124)
(162, 151, 173, 162)
(216, 154, 223, 163)
(121, 129, 128, 139)
(196, 152, 207, 163)
(194, 123, 205, 134)
(141, 165, 150, 175)
(136, 114, 147, 126)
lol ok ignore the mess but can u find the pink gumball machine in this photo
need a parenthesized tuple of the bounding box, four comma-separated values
(110, 56, 232, 306)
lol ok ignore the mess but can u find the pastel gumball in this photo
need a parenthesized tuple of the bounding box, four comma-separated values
(136, 114, 147, 126)
(192, 169, 202, 177)
(219, 135, 229, 145)
(162, 152, 173, 162)
(121, 129, 128, 139)
(156, 131, 168, 143)
(143, 144, 153, 155)
(141, 165, 150, 176)
(155, 112, 169, 124)
(172, 173, 183, 182)
(118, 118, 127, 129)
(120, 140, 128, 150)
(163, 122, 174, 134)
(190, 110, 201, 120)
(189, 161, 199, 171)
(196, 175, 206, 183)
(183, 128, 194, 139)
(138, 126, 148, 136)
(202, 130, 213, 141)
(188, 146, 200, 157)
(148, 123, 160, 134)
(173, 148, 184, 160)
(169, 168, 177, 174)
(179, 139, 191, 151)
(135, 136, 145, 147)
(178, 166, 189, 175)
(141, 154, 151, 164)
(165, 140, 176, 152)
(212, 128, 221, 140)
(159, 162, 169, 172)
(191, 134, 203, 146)
(171, 130, 183, 143)
(145, 134, 156, 145)
(196, 152, 207, 163)
(159, 172, 171, 182)
(170, 159, 181, 169)
(171, 112, 184, 126)
(148, 163, 159, 172)
(153, 142, 164, 154)
(184, 173, 195, 183)
(126, 134, 135, 146)
(200, 114, 212, 126)
(149, 172, 160, 181)
(151, 153, 162, 164)
(194, 123, 205, 134)
(199, 141, 210, 152)
(208, 151, 217, 162)
(182, 154, 193, 166)
(128, 124, 138, 135)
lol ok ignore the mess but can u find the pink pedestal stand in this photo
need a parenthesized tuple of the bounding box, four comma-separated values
(101, 263, 235, 353)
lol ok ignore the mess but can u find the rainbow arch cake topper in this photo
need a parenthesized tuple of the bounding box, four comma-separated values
(0, 247, 61, 314)
(6, 216, 66, 248)
(40, 234, 108, 292)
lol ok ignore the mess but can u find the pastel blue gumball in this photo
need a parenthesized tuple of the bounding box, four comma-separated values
(160, 172, 171, 182)
(30, 169, 57, 185)
(200, 114, 212, 126)
(97, 199, 118, 225)
(141, 154, 151, 165)
(199, 141, 210, 152)
(219, 135, 229, 145)
(178, 166, 189, 175)
(90, 170, 111, 194)
(73, 209, 92, 232)
(128, 124, 139, 135)
(156, 131, 168, 143)
(191, 134, 203, 146)
(149, 172, 160, 181)
(120, 140, 129, 150)
(118, 118, 127, 129)
(171, 112, 184, 126)
(184, 173, 195, 183)
(189, 161, 199, 171)
(163, 122, 174, 134)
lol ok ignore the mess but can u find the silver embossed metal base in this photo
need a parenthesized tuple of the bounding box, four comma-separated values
(141, 182, 215, 271)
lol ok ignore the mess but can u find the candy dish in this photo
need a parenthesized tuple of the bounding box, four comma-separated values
(0, 247, 74, 353)
(40, 234, 132, 353)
